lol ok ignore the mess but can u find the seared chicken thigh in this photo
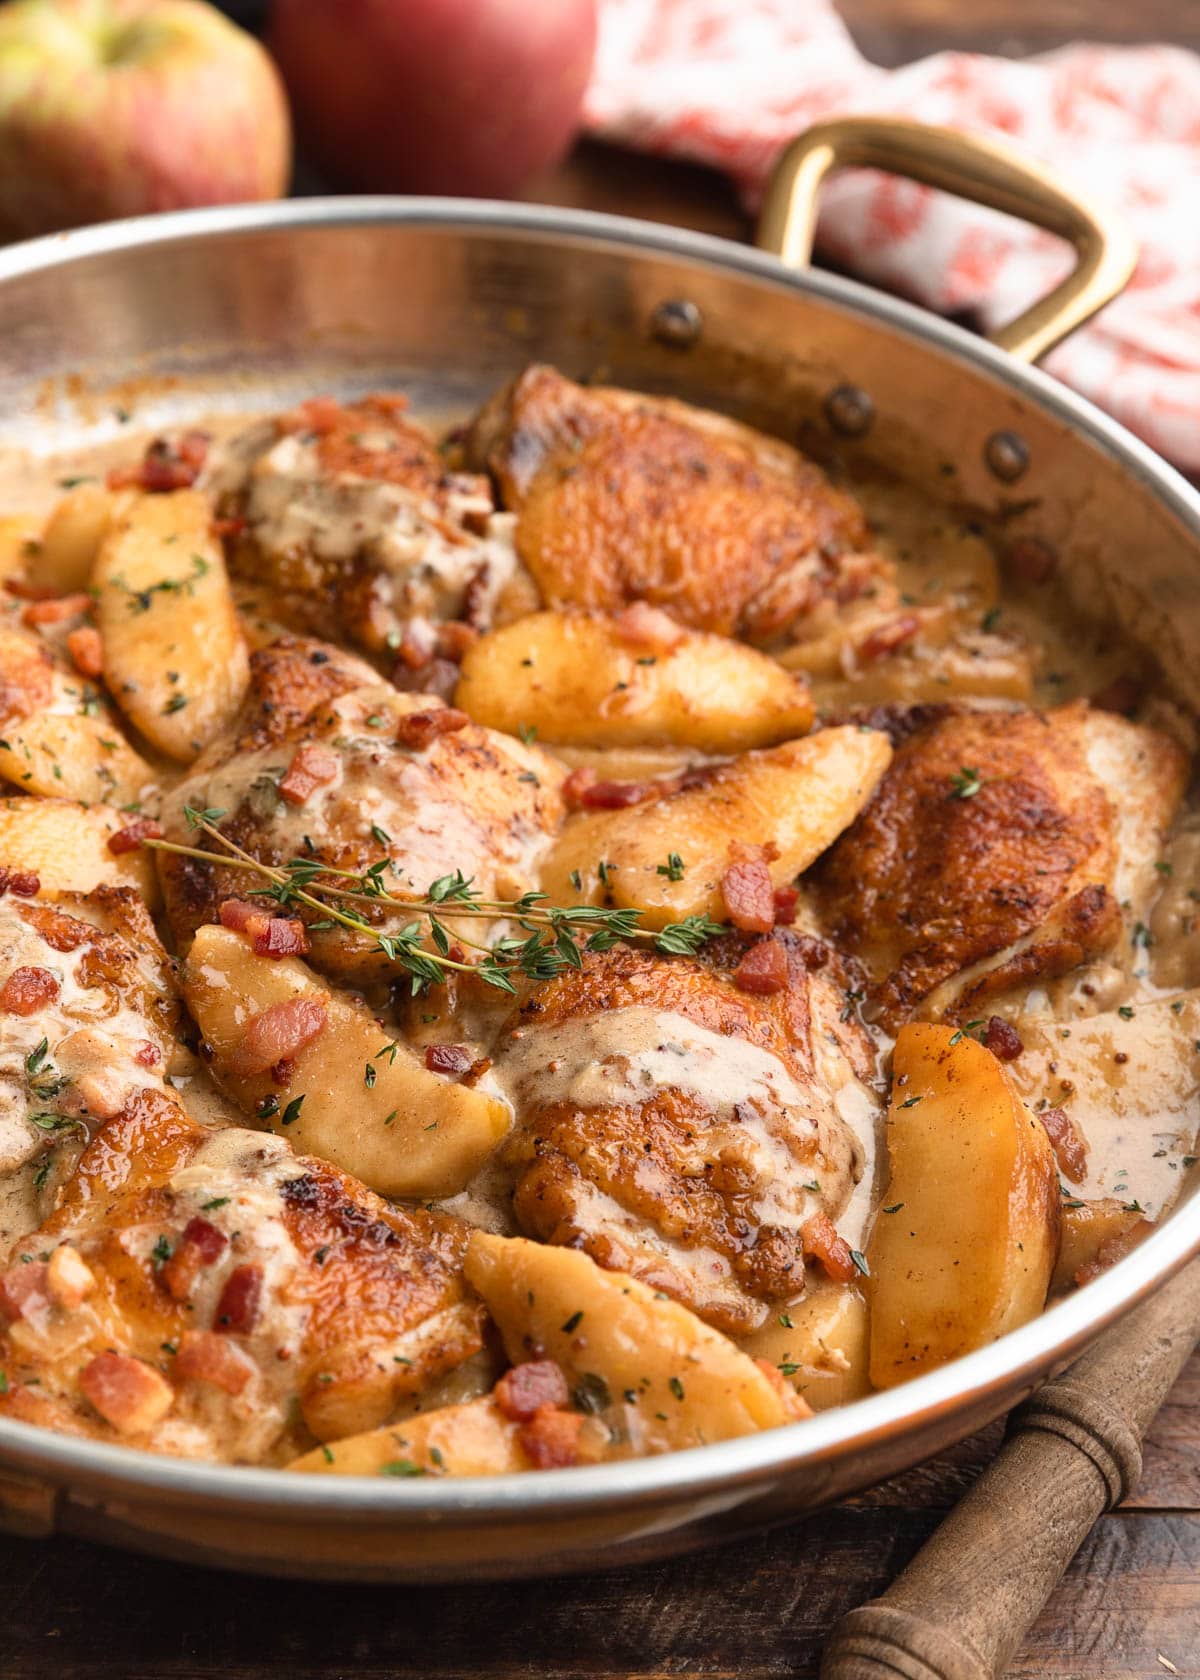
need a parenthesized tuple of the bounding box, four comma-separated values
(0, 1091, 484, 1461)
(158, 656, 565, 980)
(816, 701, 1188, 1027)
(468, 366, 887, 644)
(493, 936, 880, 1336)
(0, 891, 181, 1244)
(207, 395, 522, 657)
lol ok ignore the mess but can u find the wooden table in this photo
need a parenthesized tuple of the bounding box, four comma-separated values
(3, 2, 1199, 1674)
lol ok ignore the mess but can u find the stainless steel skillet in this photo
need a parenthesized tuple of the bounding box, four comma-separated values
(0, 118, 1196, 1581)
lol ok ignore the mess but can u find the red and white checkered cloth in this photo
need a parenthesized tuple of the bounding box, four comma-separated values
(584, 0, 1200, 471)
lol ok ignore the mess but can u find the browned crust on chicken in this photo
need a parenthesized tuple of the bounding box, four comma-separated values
(0, 1090, 483, 1460)
(814, 703, 1123, 1028)
(196, 634, 380, 768)
(498, 937, 876, 1335)
(157, 688, 565, 979)
(469, 365, 880, 642)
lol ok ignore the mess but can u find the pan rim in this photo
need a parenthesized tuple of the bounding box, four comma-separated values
(0, 194, 1196, 1522)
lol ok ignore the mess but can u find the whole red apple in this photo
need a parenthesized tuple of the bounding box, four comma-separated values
(0, 0, 291, 238)
(268, 0, 597, 198)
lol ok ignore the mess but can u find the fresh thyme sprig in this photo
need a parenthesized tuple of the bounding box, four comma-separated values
(146, 815, 724, 995)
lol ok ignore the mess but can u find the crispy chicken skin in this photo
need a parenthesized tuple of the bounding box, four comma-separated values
(190, 633, 379, 769)
(0, 1090, 484, 1462)
(157, 658, 565, 981)
(495, 936, 879, 1336)
(208, 395, 519, 656)
(815, 701, 1187, 1028)
(468, 365, 884, 643)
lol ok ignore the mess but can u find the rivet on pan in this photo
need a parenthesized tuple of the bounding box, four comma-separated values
(649, 298, 703, 348)
(984, 430, 1030, 483)
(823, 385, 874, 437)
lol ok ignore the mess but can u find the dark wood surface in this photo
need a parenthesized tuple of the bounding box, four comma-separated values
(3, 3, 1199, 1675)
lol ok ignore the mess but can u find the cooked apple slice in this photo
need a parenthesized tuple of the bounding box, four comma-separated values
(39, 482, 122, 593)
(290, 1397, 528, 1477)
(456, 609, 814, 752)
(0, 797, 158, 905)
(867, 1023, 1060, 1387)
(0, 624, 157, 805)
(94, 490, 249, 761)
(464, 1232, 801, 1451)
(540, 726, 892, 929)
(1053, 1198, 1148, 1294)
(740, 1278, 870, 1412)
(182, 924, 512, 1198)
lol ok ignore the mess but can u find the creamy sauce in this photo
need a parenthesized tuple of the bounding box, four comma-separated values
(0, 399, 1197, 1452)
(1010, 992, 1200, 1220)
(203, 421, 519, 643)
(494, 1005, 860, 1233)
(0, 902, 172, 1181)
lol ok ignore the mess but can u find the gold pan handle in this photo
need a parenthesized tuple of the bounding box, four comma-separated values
(757, 116, 1137, 364)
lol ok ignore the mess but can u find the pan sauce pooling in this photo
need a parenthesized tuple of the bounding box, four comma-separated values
(0, 367, 1195, 1477)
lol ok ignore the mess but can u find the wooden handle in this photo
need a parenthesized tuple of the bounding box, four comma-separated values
(821, 1257, 1200, 1680)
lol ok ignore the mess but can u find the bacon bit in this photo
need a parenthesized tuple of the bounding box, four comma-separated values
(1075, 1218, 1155, 1287)
(394, 707, 469, 750)
(612, 601, 687, 653)
(1004, 536, 1057, 586)
(1092, 674, 1143, 716)
(1039, 1106, 1088, 1184)
(211, 515, 246, 541)
(801, 1212, 858, 1284)
(983, 1016, 1024, 1061)
(517, 1404, 585, 1469)
(495, 1360, 570, 1422)
(733, 937, 790, 996)
(229, 997, 327, 1078)
(21, 592, 90, 628)
(0, 1260, 50, 1322)
(436, 621, 479, 662)
(583, 776, 669, 810)
(160, 1216, 229, 1302)
(424, 1043, 473, 1078)
(254, 917, 311, 960)
(66, 625, 103, 678)
(132, 1040, 161, 1068)
(175, 1329, 254, 1395)
(275, 396, 345, 436)
(218, 898, 265, 933)
(561, 766, 598, 808)
(278, 742, 339, 806)
(45, 1245, 95, 1310)
(0, 966, 59, 1015)
(108, 431, 209, 493)
(79, 1351, 174, 1435)
(390, 656, 460, 700)
(857, 613, 922, 664)
(396, 620, 437, 671)
(4, 575, 59, 601)
(720, 848, 776, 934)
(215, 1263, 263, 1335)
(461, 563, 492, 629)
(0, 868, 40, 899)
(461, 1055, 493, 1088)
(561, 765, 679, 812)
(271, 1057, 296, 1089)
(106, 817, 164, 856)
(772, 886, 800, 925)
